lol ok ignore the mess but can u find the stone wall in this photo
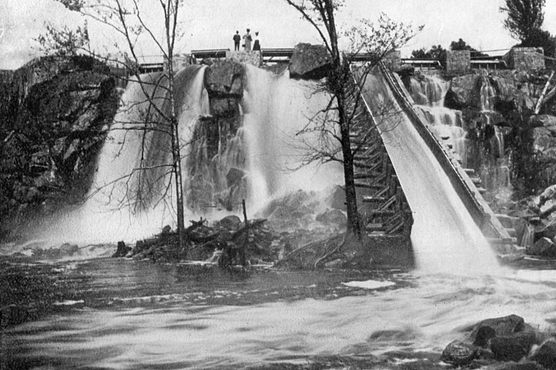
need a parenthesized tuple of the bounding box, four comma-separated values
(506, 47, 545, 71)
(225, 51, 261, 67)
(446, 50, 471, 74)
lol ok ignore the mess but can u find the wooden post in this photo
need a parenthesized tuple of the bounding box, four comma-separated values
(241, 199, 248, 266)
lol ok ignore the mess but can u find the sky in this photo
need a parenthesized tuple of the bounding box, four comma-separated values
(1, 0, 556, 70)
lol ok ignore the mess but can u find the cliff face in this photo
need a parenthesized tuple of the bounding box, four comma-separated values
(404, 68, 556, 199)
(0, 56, 120, 240)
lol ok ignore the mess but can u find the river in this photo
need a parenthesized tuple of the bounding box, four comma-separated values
(3, 250, 556, 370)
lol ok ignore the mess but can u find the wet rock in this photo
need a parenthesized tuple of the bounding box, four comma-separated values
(474, 326, 497, 347)
(488, 362, 548, 370)
(289, 43, 331, 80)
(0, 55, 119, 239)
(470, 315, 526, 340)
(59, 243, 79, 256)
(329, 186, 346, 211)
(445, 74, 479, 109)
(112, 241, 131, 258)
(540, 199, 556, 216)
(489, 331, 537, 362)
(530, 340, 556, 370)
(441, 340, 477, 366)
(217, 215, 242, 231)
(204, 60, 245, 97)
(210, 97, 240, 118)
(527, 237, 556, 257)
(316, 209, 347, 226)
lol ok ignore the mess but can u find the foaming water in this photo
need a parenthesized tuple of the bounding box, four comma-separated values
(4, 259, 556, 369)
(361, 70, 500, 276)
(26, 68, 209, 245)
(17, 65, 344, 247)
(242, 66, 343, 213)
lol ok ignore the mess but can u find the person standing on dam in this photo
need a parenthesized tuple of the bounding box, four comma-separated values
(253, 31, 261, 51)
(243, 29, 252, 51)
(233, 31, 241, 51)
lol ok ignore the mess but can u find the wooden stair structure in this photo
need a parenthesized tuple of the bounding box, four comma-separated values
(348, 91, 413, 237)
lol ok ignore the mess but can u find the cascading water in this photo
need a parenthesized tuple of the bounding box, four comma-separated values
(410, 74, 468, 166)
(478, 75, 512, 204)
(362, 71, 501, 275)
(241, 65, 343, 213)
(32, 67, 211, 244)
(33, 64, 343, 245)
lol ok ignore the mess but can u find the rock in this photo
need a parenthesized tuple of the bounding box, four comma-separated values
(533, 126, 556, 145)
(441, 340, 478, 366)
(470, 315, 526, 341)
(474, 326, 497, 347)
(487, 362, 548, 370)
(527, 237, 556, 257)
(540, 199, 556, 216)
(329, 186, 346, 211)
(210, 97, 240, 118)
(316, 209, 347, 226)
(204, 60, 245, 97)
(532, 114, 556, 129)
(537, 185, 556, 203)
(535, 218, 556, 240)
(0, 55, 119, 240)
(489, 331, 537, 362)
(444, 74, 479, 109)
(218, 215, 242, 231)
(59, 243, 79, 256)
(289, 43, 331, 80)
(530, 340, 556, 370)
(112, 241, 131, 258)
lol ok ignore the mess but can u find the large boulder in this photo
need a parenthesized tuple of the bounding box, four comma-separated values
(530, 340, 556, 370)
(469, 315, 526, 341)
(527, 237, 556, 257)
(441, 340, 478, 366)
(489, 331, 537, 362)
(289, 43, 331, 80)
(445, 74, 479, 109)
(204, 60, 245, 97)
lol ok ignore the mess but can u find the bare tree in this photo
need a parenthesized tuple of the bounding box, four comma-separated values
(284, 0, 419, 238)
(42, 0, 188, 256)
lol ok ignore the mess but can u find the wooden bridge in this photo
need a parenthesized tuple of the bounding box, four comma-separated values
(138, 48, 511, 74)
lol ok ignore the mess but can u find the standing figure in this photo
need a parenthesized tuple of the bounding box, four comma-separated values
(253, 31, 261, 51)
(233, 31, 241, 51)
(243, 28, 252, 51)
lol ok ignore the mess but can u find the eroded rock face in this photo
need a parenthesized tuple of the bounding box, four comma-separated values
(203, 59, 245, 97)
(444, 74, 479, 109)
(289, 43, 331, 80)
(0, 56, 120, 240)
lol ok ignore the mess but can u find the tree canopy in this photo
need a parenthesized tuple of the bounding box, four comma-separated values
(500, 0, 546, 42)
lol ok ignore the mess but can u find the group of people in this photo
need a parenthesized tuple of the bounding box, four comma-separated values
(233, 29, 260, 51)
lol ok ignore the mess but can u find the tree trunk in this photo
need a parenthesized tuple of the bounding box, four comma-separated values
(338, 93, 362, 238)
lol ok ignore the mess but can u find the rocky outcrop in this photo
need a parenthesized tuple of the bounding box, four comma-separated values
(0, 55, 119, 240)
(442, 314, 541, 368)
(289, 43, 331, 80)
(203, 59, 245, 97)
(186, 60, 246, 212)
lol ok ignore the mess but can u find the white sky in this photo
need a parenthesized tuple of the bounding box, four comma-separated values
(1, 0, 556, 69)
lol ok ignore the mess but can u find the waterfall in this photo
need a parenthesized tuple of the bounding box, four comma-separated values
(241, 66, 343, 213)
(410, 74, 468, 165)
(34, 65, 343, 244)
(363, 71, 501, 276)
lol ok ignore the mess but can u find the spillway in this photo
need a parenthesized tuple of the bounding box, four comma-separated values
(360, 67, 501, 275)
